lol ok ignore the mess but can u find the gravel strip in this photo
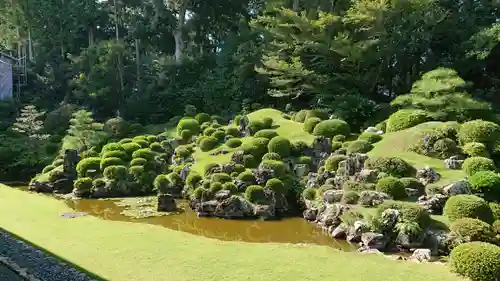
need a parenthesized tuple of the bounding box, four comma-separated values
(0, 230, 98, 281)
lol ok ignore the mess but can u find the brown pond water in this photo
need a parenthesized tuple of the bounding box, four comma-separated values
(63, 197, 355, 250)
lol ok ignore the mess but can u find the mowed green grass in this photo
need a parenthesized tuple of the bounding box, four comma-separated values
(0, 185, 462, 281)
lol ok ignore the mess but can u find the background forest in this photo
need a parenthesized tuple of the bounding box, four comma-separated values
(0, 0, 499, 180)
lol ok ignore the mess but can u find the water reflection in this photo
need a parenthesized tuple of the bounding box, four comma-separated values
(66, 198, 355, 250)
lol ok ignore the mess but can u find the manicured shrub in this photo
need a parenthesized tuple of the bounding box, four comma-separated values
(341, 141, 351, 149)
(199, 136, 218, 152)
(313, 119, 350, 139)
(180, 129, 193, 141)
(297, 156, 313, 168)
(177, 118, 200, 135)
(375, 120, 387, 131)
(493, 220, 500, 234)
(377, 201, 430, 227)
(209, 182, 223, 193)
(343, 180, 366, 191)
(175, 146, 191, 158)
(211, 115, 223, 123)
(241, 137, 269, 158)
(443, 194, 494, 224)
(195, 113, 211, 124)
(458, 120, 500, 149)
(386, 109, 430, 132)
(153, 174, 171, 194)
(246, 185, 266, 204)
(146, 135, 157, 144)
(222, 182, 238, 193)
(42, 165, 55, 174)
(254, 129, 278, 139)
(463, 142, 489, 157)
(132, 148, 156, 161)
(211, 130, 226, 141)
(243, 154, 257, 168)
(133, 136, 147, 142)
(186, 173, 202, 187)
(122, 142, 141, 155)
(490, 203, 500, 220)
(203, 127, 216, 136)
(103, 165, 128, 180)
(306, 109, 329, 120)
(130, 157, 147, 167)
(293, 110, 308, 122)
(469, 171, 500, 201)
(399, 177, 424, 193)
(425, 184, 443, 196)
(238, 171, 255, 182)
(211, 173, 232, 183)
(225, 138, 242, 148)
(341, 191, 360, 204)
(53, 159, 64, 166)
(134, 139, 149, 148)
(225, 127, 240, 137)
(267, 136, 291, 157)
(193, 187, 205, 199)
(462, 157, 496, 176)
(150, 142, 164, 153)
(48, 168, 65, 182)
(303, 117, 322, 133)
(262, 152, 282, 161)
(449, 242, 500, 281)
(347, 140, 373, 154)
(324, 155, 348, 171)
(101, 142, 124, 154)
(265, 178, 286, 194)
(450, 218, 495, 243)
(433, 138, 458, 159)
(262, 117, 273, 128)
(333, 135, 346, 142)
(291, 140, 310, 156)
(76, 157, 101, 178)
(331, 141, 342, 151)
(376, 176, 406, 199)
(302, 187, 317, 200)
(248, 120, 265, 135)
(358, 132, 382, 144)
(73, 177, 92, 194)
(102, 150, 127, 160)
(100, 157, 124, 171)
(204, 163, 219, 176)
(259, 160, 286, 178)
(364, 157, 414, 178)
(233, 115, 242, 126)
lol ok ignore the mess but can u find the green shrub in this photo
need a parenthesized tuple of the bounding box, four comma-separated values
(100, 157, 124, 171)
(180, 129, 193, 141)
(444, 195, 494, 224)
(248, 120, 265, 135)
(293, 110, 308, 122)
(203, 127, 216, 136)
(177, 118, 200, 135)
(211, 115, 223, 123)
(376, 177, 406, 199)
(463, 142, 489, 157)
(450, 218, 495, 243)
(222, 182, 238, 193)
(341, 141, 351, 149)
(150, 142, 164, 153)
(306, 109, 329, 120)
(48, 168, 65, 182)
(103, 165, 128, 180)
(342, 180, 366, 191)
(246, 185, 266, 204)
(291, 140, 310, 156)
(449, 242, 500, 281)
(469, 171, 500, 201)
(297, 156, 313, 168)
(175, 146, 191, 158)
(53, 159, 64, 166)
(375, 120, 387, 132)
(225, 127, 240, 137)
(386, 109, 430, 132)
(195, 113, 211, 124)
(199, 137, 218, 152)
(463, 157, 496, 176)
(225, 138, 242, 148)
(324, 155, 348, 171)
(133, 136, 147, 141)
(331, 141, 342, 151)
(493, 220, 500, 234)
(241, 138, 269, 157)
(262, 117, 273, 129)
(364, 157, 414, 178)
(254, 129, 278, 139)
(267, 136, 291, 157)
(259, 160, 286, 178)
(186, 173, 202, 187)
(238, 171, 255, 182)
(313, 119, 350, 139)
(76, 157, 101, 178)
(234, 115, 242, 126)
(358, 132, 382, 144)
(122, 142, 141, 155)
(425, 184, 443, 196)
(433, 138, 458, 159)
(341, 191, 360, 204)
(211, 130, 226, 141)
(153, 174, 171, 194)
(333, 135, 346, 142)
(399, 177, 424, 193)
(347, 140, 373, 154)
(211, 173, 232, 183)
(102, 150, 127, 160)
(303, 117, 322, 133)
(132, 148, 155, 161)
(130, 158, 147, 167)
(302, 187, 317, 200)
(73, 177, 93, 194)
(146, 135, 157, 144)
(243, 155, 257, 168)
(101, 142, 124, 154)
(377, 201, 430, 227)
(262, 152, 282, 161)
(133, 139, 149, 148)
(42, 165, 55, 174)
(265, 178, 286, 194)
(458, 120, 500, 149)
(490, 203, 500, 220)
(193, 187, 205, 199)
(209, 182, 223, 193)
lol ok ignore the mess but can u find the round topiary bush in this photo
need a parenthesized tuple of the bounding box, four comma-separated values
(254, 129, 279, 139)
(225, 138, 242, 148)
(177, 118, 200, 135)
(358, 132, 382, 144)
(225, 126, 240, 137)
(399, 177, 424, 193)
(186, 173, 202, 187)
(297, 156, 313, 168)
(150, 142, 164, 153)
(211, 173, 232, 183)
(324, 155, 348, 171)
(195, 113, 211, 124)
(449, 242, 500, 281)
(53, 159, 64, 166)
(331, 141, 342, 151)
(103, 165, 128, 180)
(73, 177, 93, 195)
(364, 156, 414, 178)
(199, 136, 218, 152)
(490, 203, 500, 220)
(238, 171, 255, 183)
(375, 120, 387, 132)
(101, 142, 124, 154)
(293, 110, 308, 122)
(458, 120, 500, 149)
(333, 135, 346, 142)
(433, 138, 458, 159)
(313, 119, 350, 139)
(245, 185, 266, 204)
(204, 127, 216, 136)
(262, 152, 282, 161)
(146, 135, 157, 144)
(122, 142, 141, 155)
(119, 138, 133, 144)
(130, 157, 147, 167)
(233, 115, 242, 126)
(291, 140, 310, 156)
(341, 191, 360, 204)
(450, 218, 495, 243)
(193, 187, 205, 199)
(265, 178, 286, 194)
(248, 120, 265, 135)
(462, 157, 496, 176)
(211, 130, 226, 142)
(42, 165, 55, 174)
(222, 182, 238, 193)
(493, 220, 500, 234)
(243, 154, 257, 168)
(267, 136, 291, 157)
(241, 138, 269, 158)
(132, 148, 156, 161)
(425, 184, 443, 196)
(386, 109, 430, 132)
(377, 201, 430, 226)
(376, 176, 406, 199)
(347, 140, 373, 154)
(102, 150, 128, 160)
(302, 187, 317, 200)
(180, 129, 193, 141)
(153, 174, 170, 194)
(76, 157, 101, 177)
(469, 171, 500, 201)
(209, 182, 223, 193)
(342, 180, 366, 191)
(262, 117, 273, 129)
(100, 157, 125, 171)
(306, 109, 329, 120)
(259, 160, 286, 178)
(304, 117, 322, 133)
(443, 194, 494, 224)
(463, 142, 489, 157)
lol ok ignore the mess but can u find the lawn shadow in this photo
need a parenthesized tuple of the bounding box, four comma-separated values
(1, 229, 109, 281)
(271, 124, 281, 129)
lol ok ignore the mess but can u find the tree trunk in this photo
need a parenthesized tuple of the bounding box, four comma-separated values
(292, 0, 299, 12)
(174, 1, 187, 63)
(113, 0, 120, 41)
(28, 26, 33, 60)
(135, 38, 141, 94)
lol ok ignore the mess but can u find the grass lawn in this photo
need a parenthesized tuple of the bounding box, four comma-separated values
(0, 185, 463, 281)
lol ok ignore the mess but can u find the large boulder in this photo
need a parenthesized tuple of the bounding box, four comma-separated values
(330, 224, 348, 239)
(361, 232, 389, 250)
(303, 208, 318, 221)
(28, 181, 53, 193)
(410, 249, 432, 262)
(254, 204, 275, 220)
(338, 154, 368, 177)
(355, 169, 378, 183)
(417, 194, 448, 215)
(358, 191, 390, 207)
(346, 220, 370, 243)
(157, 194, 177, 212)
(444, 156, 463, 170)
(294, 164, 310, 177)
(442, 180, 471, 196)
(364, 126, 384, 135)
(416, 166, 440, 185)
(214, 196, 253, 219)
(323, 190, 344, 204)
(196, 200, 219, 217)
(316, 204, 347, 228)
(215, 190, 232, 201)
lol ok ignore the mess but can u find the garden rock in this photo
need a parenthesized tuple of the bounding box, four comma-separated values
(330, 224, 347, 239)
(215, 190, 232, 201)
(306, 172, 318, 188)
(405, 188, 420, 197)
(204, 164, 221, 176)
(210, 149, 229, 156)
(214, 196, 253, 219)
(231, 151, 245, 165)
(361, 232, 389, 250)
(254, 204, 275, 220)
(29, 181, 53, 193)
(294, 164, 310, 177)
(317, 171, 335, 186)
(346, 220, 369, 243)
(157, 194, 177, 212)
(220, 163, 237, 174)
(395, 231, 425, 249)
(416, 166, 440, 185)
(283, 158, 295, 173)
(442, 180, 471, 196)
(179, 165, 191, 182)
(338, 154, 368, 177)
(358, 191, 390, 207)
(274, 193, 289, 214)
(315, 204, 346, 228)
(63, 149, 80, 177)
(355, 169, 378, 183)
(410, 249, 432, 262)
(379, 209, 400, 231)
(238, 115, 250, 137)
(234, 179, 249, 192)
(252, 168, 274, 185)
(444, 155, 463, 170)
(196, 200, 219, 217)
(417, 194, 448, 214)
(364, 126, 384, 135)
(303, 209, 317, 221)
(311, 136, 332, 166)
(323, 190, 344, 204)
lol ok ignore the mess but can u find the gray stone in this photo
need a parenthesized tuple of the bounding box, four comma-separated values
(294, 164, 310, 177)
(443, 180, 471, 196)
(157, 194, 177, 212)
(417, 194, 448, 214)
(410, 249, 432, 262)
(358, 191, 390, 207)
(405, 188, 420, 197)
(364, 127, 384, 135)
(214, 196, 253, 219)
(323, 190, 344, 204)
(215, 190, 232, 201)
(346, 220, 369, 243)
(416, 166, 440, 185)
(444, 156, 463, 170)
(361, 232, 389, 250)
(379, 209, 400, 231)
(330, 224, 347, 239)
(356, 169, 378, 183)
(303, 209, 317, 221)
(253, 204, 275, 220)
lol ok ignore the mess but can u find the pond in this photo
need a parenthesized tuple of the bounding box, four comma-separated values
(64, 197, 355, 251)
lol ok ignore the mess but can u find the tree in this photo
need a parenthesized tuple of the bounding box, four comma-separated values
(11, 105, 49, 141)
(64, 110, 108, 152)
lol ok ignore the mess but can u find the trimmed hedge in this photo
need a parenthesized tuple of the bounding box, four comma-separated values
(267, 136, 291, 158)
(259, 160, 286, 178)
(324, 155, 348, 171)
(463, 142, 489, 157)
(177, 118, 200, 135)
(302, 187, 317, 200)
(364, 156, 414, 178)
(293, 110, 308, 122)
(245, 185, 266, 204)
(432, 138, 458, 159)
(458, 120, 500, 149)
(443, 194, 494, 224)
(76, 157, 101, 178)
(254, 129, 278, 139)
(103, 165, 128, 180)
(211, 173, 232, 183)
(375, 176, 406, 199)
(100, 157, 125, 171)
(303, 117, 322, 133)
(358, 132, 382, 144)
(313, 119, 350, 139)
(469, 171, 500, 200)
(346, 140, 373, 154)
(199, 136, 218, 152)
(450, 218, 495, 243)
(241, 137, 269, 158)
(225, 138, 242, 148)
(449, 242, 500, 281)
(222, 182, 238, 193)
(73, 177, 93, 194)
(376, 200, 430, 227)
(262, 152, 282, 161)
(462, 157, 496, 176)
(132, 148, 156, 161)
(195, 113, 211, 124)
(341, 191, 360, 204)
(386, 109, 430, 132)
(265, 178, 286, 194)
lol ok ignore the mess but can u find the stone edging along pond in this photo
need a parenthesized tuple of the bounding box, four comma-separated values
(0, 230, 98, 281)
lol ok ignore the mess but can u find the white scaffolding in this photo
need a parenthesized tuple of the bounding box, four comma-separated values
(0, 51, 27, 101)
